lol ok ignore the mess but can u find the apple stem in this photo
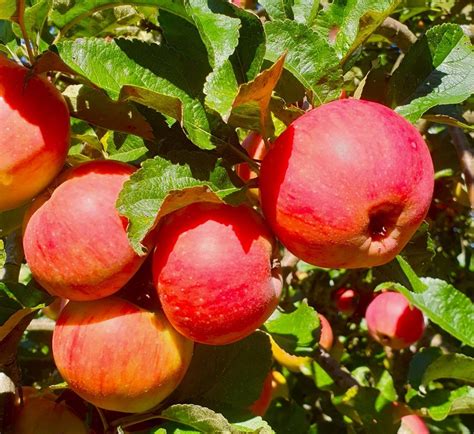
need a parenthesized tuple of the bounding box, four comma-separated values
(227, 142, 261, 174)
(96, 406, 110, 432)
(376, 18, 417, 54)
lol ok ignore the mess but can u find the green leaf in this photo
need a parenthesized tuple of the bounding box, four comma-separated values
(0, 20, 14, 43)
(160, 405, 236, 433)
(204, 4, 265, 120)
(50, 0, 189, 37)
(56, 24, 217, 149)
(391, 23, 474, 123)
(314, 0, 399, 61)
(63, 84, 154, 141)
(0, 0, 16, 20)
(105, 132, 150, 164)
(0, 203, 29, 238)
(20, 0, 51, 40)
(292, 0, 319, 26)
(422, 353, 474, 386)
(116, 155, 230, 253)
(264, 19, 342, 106)
(264, 399, 310, 434)
(264, 302, 320, 356)
(409, 386, 474, 421)
(170, 332, 272, 416)
(258, 0, 292, 22)
(232, 416, 273, 433)
(408, 347, 443, 389)
(385, 259, 474, 346)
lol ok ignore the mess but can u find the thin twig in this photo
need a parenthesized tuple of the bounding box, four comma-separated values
(226, 142, 261, 174)
(313, 347, 360, 390)
(449, 127, 474, 209)
(376, 17, 417, 54)
(1, 230, 23, 283)
(16, 0, 35, 64)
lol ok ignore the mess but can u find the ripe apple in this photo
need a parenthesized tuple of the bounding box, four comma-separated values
(398, 414, 429, 434)
(333, 287, 358, 316)
(249, 370, 289, 416)
(259, 99, 434, 268)
(52, 297, 193, 413)
(153, 202, 282, 345)
(365, 291, 425, 349)
(13, 395, 88, 434)
(236, 132, 267, 182)
(0, 55, 70, 212)
(271, 314, 334, 372)
(23, 160, 147, 301)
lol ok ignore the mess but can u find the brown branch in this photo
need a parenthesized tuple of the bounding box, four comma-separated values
(376, 17, 417, 53)
(313, 347, 359, 390)
(449, 127, 474, 209)
(1, 230, 23, 283)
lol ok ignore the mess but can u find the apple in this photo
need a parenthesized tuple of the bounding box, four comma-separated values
(333, 287, 358, 316)
(23, 160, 147, 301)
(259, 99, 434, 268)
(52, 297, 193, 413)
(236, 132, 267, 182)
(153, 202, 282, 345)
(0, 55, 69, 212)
(249, 370, 289, 416)
(398, 414, 429, 434)
(13, 394, 88, 434)
(271, 314, 334, 373)
(365, 291, 425, 349)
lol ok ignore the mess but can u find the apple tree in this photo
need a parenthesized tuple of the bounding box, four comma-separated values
(0, 0, 473, 433)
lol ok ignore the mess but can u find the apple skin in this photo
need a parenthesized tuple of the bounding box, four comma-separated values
(23, 160, 147, 301)
(333, 287, 358, 316)
(52, 297, 193, 413)
(153, 202, 282, 345)
(249, 371, 274, 416)
(259, 99, 434, 268)
(365, 292, 425, 349)
(13, 395, 88, 434)
(398, 414, 429, 434)
(236, 132, 267, 182)
(0, 56, 69, 212)
(271, 314, 334, 373)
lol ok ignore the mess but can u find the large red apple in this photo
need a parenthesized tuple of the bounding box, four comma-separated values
(259, 99, 434, 268)
(153, 202, 282, 345)
(23, 160, 146, 301)
(398, 414, 429, 433)
(13, 394, 88, 434)
(365, 291, 425, 349)
(0, 55, 69, 212)
(52, 297, 193, 413)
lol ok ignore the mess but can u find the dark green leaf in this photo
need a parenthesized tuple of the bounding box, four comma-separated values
(390, 24, 474, 122)
(264, 399, 310, 434)
(170, 332, 272, 416)
(408, 347, 443, 389)
(422, 353, 474, 386)
(409, 386, 474, 421)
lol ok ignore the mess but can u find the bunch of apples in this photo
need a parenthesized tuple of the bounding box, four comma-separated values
(2, 55, 431, 429)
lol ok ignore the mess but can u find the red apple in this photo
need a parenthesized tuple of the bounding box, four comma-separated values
(23, 160, 146, 301)
(153, 202, 282, 345)
(0, 55, 69, 212)
(333, 287, 358, 315)
(259, 99, 434, 268)
(52, 297, 193, 413)
(13, 395, 88, 434)
(365, 291, 425, 349)
(236, 132, 267, 182)
(249, 371, 274, 416)
(398, 414, 429, 434)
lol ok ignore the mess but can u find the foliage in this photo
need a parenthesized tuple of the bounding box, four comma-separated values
(0, 0, 473, 433)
